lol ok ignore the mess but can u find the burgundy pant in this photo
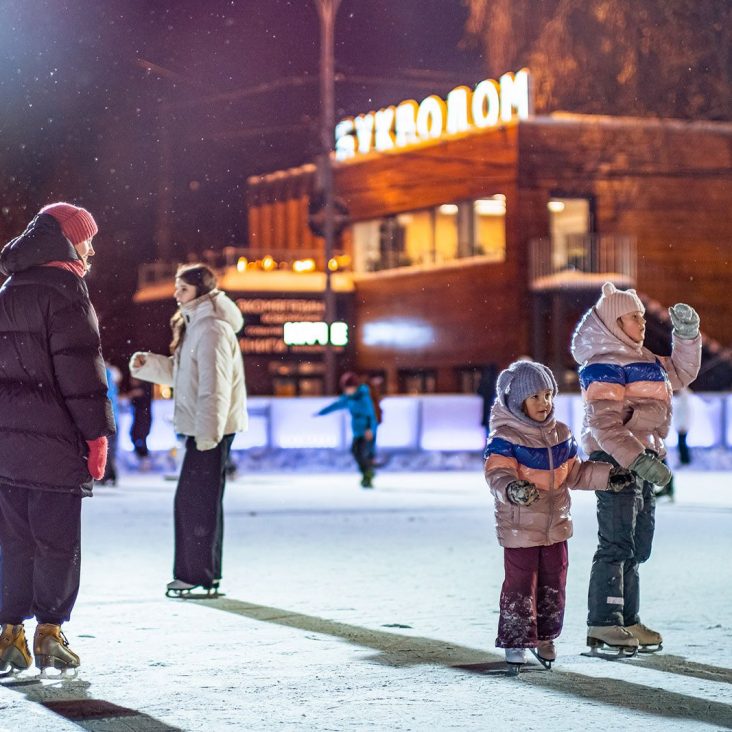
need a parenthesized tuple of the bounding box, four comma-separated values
(496, 541, 568, 648)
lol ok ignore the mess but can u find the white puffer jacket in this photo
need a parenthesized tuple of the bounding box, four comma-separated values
(130, 290, 248, 449)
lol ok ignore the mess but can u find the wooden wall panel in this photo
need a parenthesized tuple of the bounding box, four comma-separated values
(353, 258, 527, 392)
(518, 117, 732, 346)
(334, 125, 519, 221)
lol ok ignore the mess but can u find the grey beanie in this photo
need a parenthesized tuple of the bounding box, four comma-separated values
(496, 360, 558, 419)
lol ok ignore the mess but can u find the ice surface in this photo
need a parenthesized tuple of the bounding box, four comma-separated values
(1, 469, 731, 731)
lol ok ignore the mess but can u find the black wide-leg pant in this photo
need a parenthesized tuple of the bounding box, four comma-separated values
(0, 485, 82, 625)
(173, 435, 234, 588)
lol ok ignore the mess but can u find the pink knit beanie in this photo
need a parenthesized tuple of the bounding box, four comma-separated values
(39, 202, 98, 246)
(595, 282, 644, 330)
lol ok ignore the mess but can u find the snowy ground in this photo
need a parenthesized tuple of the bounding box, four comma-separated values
(1, 468, 731, 731)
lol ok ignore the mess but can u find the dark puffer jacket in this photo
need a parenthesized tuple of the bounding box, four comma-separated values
(0, 213, 115, 495)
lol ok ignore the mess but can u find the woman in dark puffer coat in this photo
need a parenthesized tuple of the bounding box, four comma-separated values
(0, 203, 115, 676)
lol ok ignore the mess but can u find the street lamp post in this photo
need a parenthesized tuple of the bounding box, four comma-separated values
(314, 0, 341, 395)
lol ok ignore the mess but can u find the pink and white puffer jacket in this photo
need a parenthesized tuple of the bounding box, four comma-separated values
(484, 402, 611, 549)
(571, 308, 701, 468)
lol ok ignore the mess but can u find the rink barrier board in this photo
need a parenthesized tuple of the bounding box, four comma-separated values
(116, 392, 732, 453)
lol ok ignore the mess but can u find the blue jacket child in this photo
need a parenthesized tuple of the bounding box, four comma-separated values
(317, 372, 378, 487)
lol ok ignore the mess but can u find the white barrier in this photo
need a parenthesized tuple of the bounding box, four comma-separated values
(116, 392, 732, 453)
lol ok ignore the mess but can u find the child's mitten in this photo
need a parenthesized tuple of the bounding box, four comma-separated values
(607, 466, 636, 492)
(506, 480, 540, 506)
(669, 303, 700, 340)
(629, 452, 672, 486)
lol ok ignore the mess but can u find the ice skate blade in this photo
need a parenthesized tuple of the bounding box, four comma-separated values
(638, 643, 663, 653)
(506, 662, 524, 676)
(165, 588, 225, 600)
(529, 648, 553, 670)
(36, 661, 79, 680)
(0, 664, 24, 680)
(582, 642, 638, 660)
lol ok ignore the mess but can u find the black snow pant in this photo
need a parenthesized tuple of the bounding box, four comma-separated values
(173, 435, 234, 588)
(587, 451, 656, 628)
(0, 485, 82, 626)
(351, 436, 373, 480)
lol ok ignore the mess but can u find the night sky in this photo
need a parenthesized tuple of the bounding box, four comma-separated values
(0, 0, 485, 362)
(0, 0, 485, 255)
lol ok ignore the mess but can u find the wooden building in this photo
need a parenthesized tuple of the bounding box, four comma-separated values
(135, 70, 732, 395)
(246, 110, 732, 393)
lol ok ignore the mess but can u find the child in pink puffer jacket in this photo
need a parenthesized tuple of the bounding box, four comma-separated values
(571, 282, 701, 654)
(484, 360, 632, 672)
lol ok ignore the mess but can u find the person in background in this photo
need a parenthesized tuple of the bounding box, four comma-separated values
(674, 387, 693, 466)
(657, 387, 695, 501)
(130, 264, 247, 598)
(366, 375, 384, 468)
(0, 202, 114, 676)
(477, 364, 499, 437)
(100, 362, 122, 486)
(316, 372, 378, 488)
(484, 360, 633, 672)
(571, 282, 701, 655)
(128, 378, 153, 470)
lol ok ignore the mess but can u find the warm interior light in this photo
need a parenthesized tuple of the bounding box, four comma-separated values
(261, 255, 277, 271)
(547, 200, 566, 213)
(293, 258, 316, 273)
(474, 196, 506, 216)
(438, 203, 459, 216)
(236, 256, 248, 272)
(328, 257, 339, 271)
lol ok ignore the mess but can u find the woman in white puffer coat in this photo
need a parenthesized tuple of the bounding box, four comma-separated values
(130, 264, 247, 597)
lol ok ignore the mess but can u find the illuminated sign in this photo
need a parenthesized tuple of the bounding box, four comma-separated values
(236, 297, 349, 354)
(335, 69, 531, 161)
(283, 321, 348, 347)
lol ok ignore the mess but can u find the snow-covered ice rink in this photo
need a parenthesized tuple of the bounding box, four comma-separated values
(1, 468, 731, 731)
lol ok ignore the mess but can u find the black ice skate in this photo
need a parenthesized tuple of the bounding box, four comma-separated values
(584, 625, 639, 660)
(165, 579, 224, 599)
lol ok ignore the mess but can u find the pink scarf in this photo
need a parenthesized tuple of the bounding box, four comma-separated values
(42, 260, 87, 278)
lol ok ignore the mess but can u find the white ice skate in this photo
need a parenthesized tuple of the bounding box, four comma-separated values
(504, 647, 527, 676)
(165, 579, 224, 600)
(584, 625, 639, 659)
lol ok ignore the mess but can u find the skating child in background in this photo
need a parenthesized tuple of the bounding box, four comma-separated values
(316, 372, 378, 488)
(571, 282, 701, 655)
(484, 360, 633, 672)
